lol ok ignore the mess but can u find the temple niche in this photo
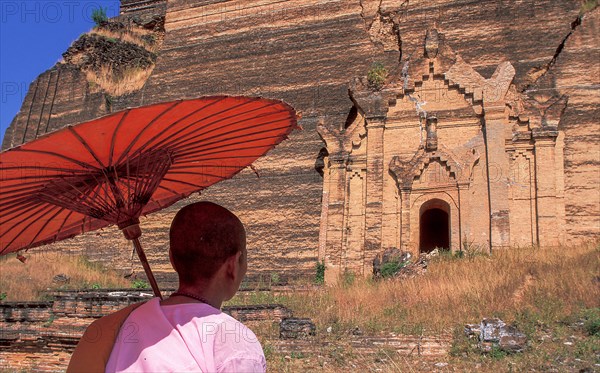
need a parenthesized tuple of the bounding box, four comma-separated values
(317, 30, 567, 283)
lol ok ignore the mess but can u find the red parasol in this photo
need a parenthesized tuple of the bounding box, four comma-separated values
(0, 96, 298, 298)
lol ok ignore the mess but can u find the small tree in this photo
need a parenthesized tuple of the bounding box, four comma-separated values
(367, 62, 388, 91)
(92, 7, 108, 27)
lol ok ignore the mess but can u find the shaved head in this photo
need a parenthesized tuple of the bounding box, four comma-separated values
(169, 201, 246, 284)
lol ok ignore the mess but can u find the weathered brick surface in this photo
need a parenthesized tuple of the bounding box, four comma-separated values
(1, 1, 598, 281)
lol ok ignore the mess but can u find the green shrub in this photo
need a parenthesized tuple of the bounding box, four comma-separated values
(132, 279, 149, 289)
(488, 344, 508, 360)
(580, 0, 598, 15)
(367, 62, 388, 90)
(315, 261, 325, 285)
(380, 259, 409, 278)
(43, 315, 56, 327)
(582, 308, 600, 336)
(0, 292, 6, 301)
(91, 7, 108, 27)
(270, 272, 280, 285)
(341, 270, 355, 287)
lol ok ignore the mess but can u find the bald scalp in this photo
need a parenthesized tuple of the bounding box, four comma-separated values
(169, 201, 246, 284)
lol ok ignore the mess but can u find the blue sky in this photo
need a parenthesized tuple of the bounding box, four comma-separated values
(0, 0, 120, 144)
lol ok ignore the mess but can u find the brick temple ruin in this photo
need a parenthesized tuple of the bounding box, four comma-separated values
(317, 29, 568, 280)
(1, 0, 599, 284)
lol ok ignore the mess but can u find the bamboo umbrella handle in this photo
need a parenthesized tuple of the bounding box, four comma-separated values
(132, 238, 163, 299)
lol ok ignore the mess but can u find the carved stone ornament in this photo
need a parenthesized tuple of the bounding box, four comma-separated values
(425, 29, 440, 59)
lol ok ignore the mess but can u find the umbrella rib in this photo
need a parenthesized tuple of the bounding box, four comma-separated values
(180, 155, 265, 162)
(115, 101, 182, 165)
(145, 102, 282, 155)
(0, 174, 85, 186)
(169, 115, 290, 154)
(112, 165, 133, 218)
(0, 203, 56, 245)
(124, 157, 132, 202)
(108, 111, 129, 166)
(132, 152, 153, 219)
(165, 113, 289, 158)
(25, 206, 65, 249)
(54, 178, 104, 238)
(1, 197, 41, 218)
(0, 164, 91, 175)
(153, 183, 181, 197)
(170, 103, 283, 144)
(0, 181, 51, 197)
(174, 132, 288, 160)
(126, 97, 229, 160)
(82, 173, 117, 214)
(139, 154, 167, 203)
(144, 154, 173, 214)
(57, 173, 114, 214)
(168, 164, 243, 170)
(134, 98, 270, 157)
(147, 195, 164, 210)
(8, 148, 98, 171)
(133, 151, 144, 213)
(67, 127, 106, 169)
(170, 118, 291, 156)
(160, 177, 207, 189)
(1, 199, 44, 223)
(167, 170, 230, 178)
(53, 210, 75, 242)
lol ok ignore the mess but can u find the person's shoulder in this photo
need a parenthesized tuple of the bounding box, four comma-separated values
(213, 313, 262, 349)
(213, 316, 266, 373)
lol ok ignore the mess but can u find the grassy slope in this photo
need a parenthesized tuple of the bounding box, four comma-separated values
(228, 241, 600, 371)
(1, 242, 598, 371)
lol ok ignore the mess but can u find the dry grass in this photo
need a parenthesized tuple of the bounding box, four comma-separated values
(242, 242, 599, 372)
(0, 251, 130, 301)
(90, 27, 159, 52)
(86, 64, 155, 96)
(232, 241, 600, 334)
(80, 25, 160, 96)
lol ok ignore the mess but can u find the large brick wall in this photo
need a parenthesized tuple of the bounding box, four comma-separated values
(1, 1, 598, 284)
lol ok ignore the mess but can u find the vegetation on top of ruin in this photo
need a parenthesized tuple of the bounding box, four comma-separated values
(91, 7, 108, 27)
(581, 0, 599, 15)
(367, 62, 388, 91)
(61, 16, 164, 97)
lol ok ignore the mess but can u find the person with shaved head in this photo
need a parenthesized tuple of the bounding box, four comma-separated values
(68, 202, 266, 373)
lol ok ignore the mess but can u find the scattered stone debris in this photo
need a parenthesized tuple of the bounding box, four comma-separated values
(52, 274, 70, 285)
(351, 326, 363, 336)
(279, 318, 316, 339)
(373, 247, 433, 279)
(465, 318, 527, 353)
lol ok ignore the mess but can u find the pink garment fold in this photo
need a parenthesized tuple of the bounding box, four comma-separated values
(106, 298, 266, 373)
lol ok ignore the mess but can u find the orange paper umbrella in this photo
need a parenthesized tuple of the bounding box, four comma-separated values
(0, 96, 298, 298)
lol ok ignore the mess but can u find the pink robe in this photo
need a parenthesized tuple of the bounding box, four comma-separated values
(105, 298, 266, 372)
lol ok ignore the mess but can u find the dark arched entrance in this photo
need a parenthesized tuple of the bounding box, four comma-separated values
(419, 199, 450, 253)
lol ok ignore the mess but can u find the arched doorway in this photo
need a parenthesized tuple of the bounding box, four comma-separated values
(419, 199, 450, 253)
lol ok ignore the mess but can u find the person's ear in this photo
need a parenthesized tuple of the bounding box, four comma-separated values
(226, 251, 242, 279)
